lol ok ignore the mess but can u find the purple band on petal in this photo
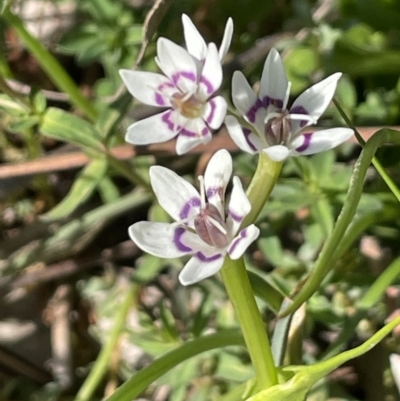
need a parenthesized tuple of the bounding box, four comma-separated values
(295, 133, 312, 152)
(195, 251, 222, 262)
(179, 197, 201, 220)
(262, 96, 283, 109)
(179, 126, 210, 138)
(172, 71, 197, 87)
(245, 98, 263, 123)
(206, 99, 216, 124)
(228, 209, 243, 223)
(243, 128, 258, 152)
(155, 93, 165, 106)
(227, 228, 247, 255)
(200, 76, 214, 95)
(173, 227, 192, 252)
(155, 82, 175, 106)
(206, 186, 221, 198)
(290, 105, 309, 128)
(162, 111, 181, 133)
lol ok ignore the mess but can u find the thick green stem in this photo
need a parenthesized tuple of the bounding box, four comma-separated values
(242, 153, 283, 227)
(221, 257, 278, 390)
(218, 153, 282, 390)
(2, 6, 98, 121)
(74, 284, 137, 401)
(281, 128, 400, 317)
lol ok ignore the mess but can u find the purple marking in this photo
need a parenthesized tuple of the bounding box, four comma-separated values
(262, 96, 283, 109)
(290, 105, 309, 128)
(245, 98, 264, 123)
(155, 81, 175, 106)
(206, 186, 221, 198)
(206, 99, 216, 125)
(228, 209, 243, 223)
(172, 71, 197, 87)
(200, 76, 214, 95)
(195, 251, 222, 262)
(162, 111, 181, 132)
(295, 132, 312, 152)
(173, 227, 192, 252)
(228, 228, 248, 256)
(180, 127, 197, 137)
(155, 93, 165, 106)
(179, 197, 201, 220)
(243, 128, 258, 152)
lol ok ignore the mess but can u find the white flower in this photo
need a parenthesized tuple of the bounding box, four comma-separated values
(182, 14, 234, 62)
(119, 15, 233, 155)
(225, 48, 353, 161)
(129, 149, 260, 286)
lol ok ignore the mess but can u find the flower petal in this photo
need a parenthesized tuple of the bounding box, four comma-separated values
(231, 71, 259, 123)
(179, 251, 225, 285)
(197, 43, 223, 100)
(119, 70, 174, 107)
(290, 72, 342, 133)
(290, 128, 353, 156)
(259, 48, 288, 111)
(227, 176, 251, 235)
(219, 17, 234, 61)
(227, 225, 260, 260)
(225, 116, 265, 154)
(204, 149, 232, 217)
(175, 118, 212, 154)
(182, 14, 207, 61)
(150, 165, 201, 223)
(129, 222, 190, 258)
(202, 96, 227, 129)
(262, 145, 291, 161)
(156, 38, 198, 94)
(125, 110, 180, 145)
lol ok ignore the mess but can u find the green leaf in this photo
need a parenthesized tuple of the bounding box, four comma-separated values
(247, 316, 400, 400)
(8, 115, 40, 132)
(40, 108, 103, 150)
(105, 330, 245, 401)
(43, 158, 108, 221)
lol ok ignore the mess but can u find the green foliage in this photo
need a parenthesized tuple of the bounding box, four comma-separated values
(1, 0, 400, 400)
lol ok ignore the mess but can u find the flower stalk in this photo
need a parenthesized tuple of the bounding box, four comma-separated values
(221, 256, 278, 390)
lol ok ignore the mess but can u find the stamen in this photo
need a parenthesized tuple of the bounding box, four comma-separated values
(198, 175, 206, 209)
(283, 81, 292, 110)
(206, 215, 228, 235)
(182, 88, 197, 102)
(264, 111, 281, 125)
(288, 113, 316, 124)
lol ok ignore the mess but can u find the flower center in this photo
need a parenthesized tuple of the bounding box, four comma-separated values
(264, 110, 292, 146)
(170, 92, 205, 119)
(194, 203, 230, 248)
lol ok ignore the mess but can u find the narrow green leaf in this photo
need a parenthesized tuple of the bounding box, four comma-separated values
(40, 108, 103, 150)
(247, 271, 284, 314)
(44, 158, 108, 221)
(248, 316, 400, 401)
(104, 330, 244, 401)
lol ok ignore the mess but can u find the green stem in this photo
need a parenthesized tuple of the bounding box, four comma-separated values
(242, 153, 283, 228)
(2, 6, 98, 122)
(281, 128, 400, 317)
(333, 98, 400, 202)
(74, 284, 137, 401)
(106, 153, 150, 189)
(221, 257, 278, 390)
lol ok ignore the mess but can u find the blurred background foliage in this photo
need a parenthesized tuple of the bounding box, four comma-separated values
(1, 0, 400, 400)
